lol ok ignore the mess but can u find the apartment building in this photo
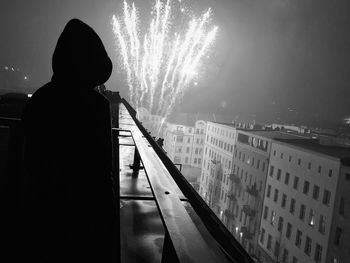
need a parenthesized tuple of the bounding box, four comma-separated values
(258, 140, 350, 263)
(199, 121, 237, 217)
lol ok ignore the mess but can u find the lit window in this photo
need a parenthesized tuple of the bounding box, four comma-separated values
(309, 209, 315, 227)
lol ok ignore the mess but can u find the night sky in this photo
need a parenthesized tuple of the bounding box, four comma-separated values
(1, 0, 350, 126)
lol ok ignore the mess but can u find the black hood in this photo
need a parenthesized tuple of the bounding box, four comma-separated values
(52, 19, 112, 88)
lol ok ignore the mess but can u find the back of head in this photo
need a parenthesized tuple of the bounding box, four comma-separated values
(52, 19, 112, 88)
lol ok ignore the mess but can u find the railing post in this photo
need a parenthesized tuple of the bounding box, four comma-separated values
(131, 148, 141, 177)
(112, 100, 120, 263)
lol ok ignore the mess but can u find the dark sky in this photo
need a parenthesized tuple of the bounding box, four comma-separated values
(1, 0, 350, 126)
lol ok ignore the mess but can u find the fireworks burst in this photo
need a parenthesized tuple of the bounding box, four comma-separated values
(112, 0, 217, 118)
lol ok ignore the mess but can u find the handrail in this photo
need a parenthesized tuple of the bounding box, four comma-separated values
(120, 98, 254, 263)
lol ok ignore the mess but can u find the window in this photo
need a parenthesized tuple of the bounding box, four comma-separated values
(295, 230, 302, 247)
(267, 234, 272, 250)
(312, 185, 320, 200)
(323, 189, 331, 206)
(198, 158, 201, 165)
(274, 189, 279, 202)
(281, 194, 287, 208)
(262, 162, 266, 172)
(267, 184, 271, 198)
(319, 215, 326, 234)
(284, 172, 290, 185)
(328, 169, 333, 177)
(277, 169, 282, 181)
(257, 160, 260, 169)
(318, 165, 322, 173)
(260, 228, 265, 244)
(273, 150, 276, 156)
(270, 210, 276, 225)
(280, 153, 284, 159)
(314, 244, 322, 263)
(274, 241, 280, 258)
(334, 227, 342, 246)
(292, 257, 298, 263)
(289, 155, 292, 162)
(293, 176, 299, 190)
(278, 216, 284, 232)
(308, 209, 315, 227)
(308, 162, 311, 170)
(303, 181, 310, 195)
(263, 206, 269, 220)
(304, 236, 312, 255)
(269, 165, 274, 177)
(339, 197, 345, 215)
(299, 204, 306, 221)
(286, 223, 292, 239)
(298, 158, 301, 165)
(176, 135, 183, 142)
(174, 156, 181, 163)
(194, 158, 197, 164)
(290, 198, 296, 214)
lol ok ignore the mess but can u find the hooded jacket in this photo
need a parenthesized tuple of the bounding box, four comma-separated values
(22, 19, 115, 262)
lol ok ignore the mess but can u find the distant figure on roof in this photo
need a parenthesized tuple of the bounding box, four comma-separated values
(22, 19, 116, 262)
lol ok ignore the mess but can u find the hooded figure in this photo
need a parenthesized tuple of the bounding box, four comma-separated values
(22, 19, 116, 262)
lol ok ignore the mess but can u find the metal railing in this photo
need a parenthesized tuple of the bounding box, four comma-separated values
(118, 98, 254, 263)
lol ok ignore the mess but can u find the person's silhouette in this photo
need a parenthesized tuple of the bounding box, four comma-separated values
(22, 19, 116, 262)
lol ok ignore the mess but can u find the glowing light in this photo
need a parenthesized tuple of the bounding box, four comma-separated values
(344, 117, 350, 125)
(24, 76, 28, 80)
(11, 67, 14, 71)
(235, 227, 239, 233)
(4, 66, 8, 70)
(27, 94, 32, 98)
(112, 0, 217, 118)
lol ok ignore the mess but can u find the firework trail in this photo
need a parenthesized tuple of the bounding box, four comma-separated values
(112, 0, 217, 118)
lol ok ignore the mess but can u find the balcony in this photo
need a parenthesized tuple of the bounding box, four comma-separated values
(229, 173, 241, 185)
(240, 226, 254, 240)
(242, 205, 256, 218)
(0, 95, 254, 263)
(224, 209, 235, 219)
(245, 185, 259, 198)
(227, 191, 237, 203)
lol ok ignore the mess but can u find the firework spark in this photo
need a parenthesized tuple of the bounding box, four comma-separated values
(112, 0, 217, 118)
